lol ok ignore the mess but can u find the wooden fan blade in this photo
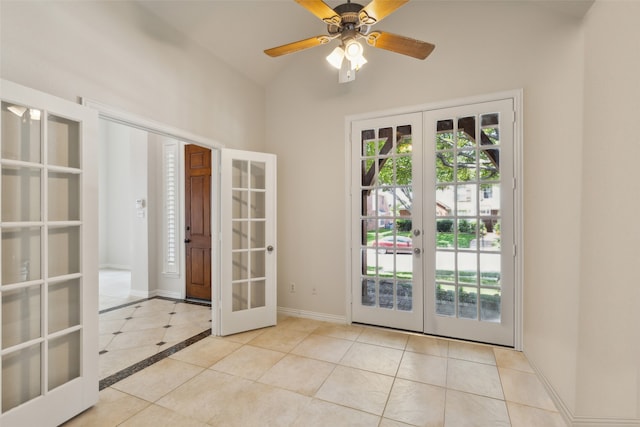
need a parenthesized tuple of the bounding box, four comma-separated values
(366, 31, 435, 60)
(264, 35, 332, 57)
(295, 0, 341, 25)
(359, 0, 408, 25)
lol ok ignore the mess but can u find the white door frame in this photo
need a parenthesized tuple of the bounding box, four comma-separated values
(345, 90, 524, 350)
(82, 99, 224, 333)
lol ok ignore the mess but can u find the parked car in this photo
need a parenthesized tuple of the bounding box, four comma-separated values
(369, 236, 412, 254)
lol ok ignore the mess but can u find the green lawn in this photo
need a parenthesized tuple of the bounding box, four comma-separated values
(366, 229, 411, 243)
(367, 230, 476, 249)
(437, 232, 475, 248)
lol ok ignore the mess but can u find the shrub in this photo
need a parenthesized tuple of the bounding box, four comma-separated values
(458, 219, 475, 233)
(397, 219, 412, 232)
(437, 219, 453, 232)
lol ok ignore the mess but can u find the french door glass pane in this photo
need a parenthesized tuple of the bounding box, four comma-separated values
(1, 227, 42, 285)
(2, 166, 41, 222)
(232, 221, 248, 250)
(47, 172, 80, 221)
(250, 162, 266, 189)
(434, 113, 502, 322)
(232, 282, 248, 311)
(251, 250, 265, 278)
(251, 221, 266, 248)
(48, 226, 80, 278)
(251, 280, 266, 308)
(48, 278, 81, 333)
(232, 190, 248, 217)
(2, 344, 41, 412)
(250, 192, 265, 218)
(232, 252, 248, 280)
(48, 331, 81, 391)
(1, 284, 41, 348)
(232, 159, 248, 188)
(47, 114, 80, 168)
(1, 102, 41, 163)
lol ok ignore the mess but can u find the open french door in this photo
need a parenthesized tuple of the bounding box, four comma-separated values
(0, 80, 99, 426)
(218, 149, 276, 336)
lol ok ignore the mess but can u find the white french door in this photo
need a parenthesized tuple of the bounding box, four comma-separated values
(423, 99, 515, 346)
(218, 149, 276, 336)
(0, 80, 99, 426)
(351, 97, 517, 347)
(351, 113, 424, 332)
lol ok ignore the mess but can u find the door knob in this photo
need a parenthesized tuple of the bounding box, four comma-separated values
(414, 248, 421, 255)
(184, 239, 191, 243)
(267, 245, 274, 252)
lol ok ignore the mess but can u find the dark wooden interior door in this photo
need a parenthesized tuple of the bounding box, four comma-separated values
(185, 144, 212, 300)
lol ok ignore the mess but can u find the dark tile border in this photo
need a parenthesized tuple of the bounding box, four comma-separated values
(99, 328, 212, 390)
(99, 296, 213, 390)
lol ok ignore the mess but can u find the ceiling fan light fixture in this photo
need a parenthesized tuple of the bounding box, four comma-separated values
(344, 40, 363, 61)
(350, 54, 367, 70)
(326, 46, 345, 69)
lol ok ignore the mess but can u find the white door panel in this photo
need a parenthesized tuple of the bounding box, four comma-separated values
(424, 99, 514, 346)
(351, 113, 424, 332)
(1, 80, 99, 426)
(219, 149, 276, 336)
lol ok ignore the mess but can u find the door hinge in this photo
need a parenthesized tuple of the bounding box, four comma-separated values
(513, 244, 517, 257)
(512, 177, 516, 190)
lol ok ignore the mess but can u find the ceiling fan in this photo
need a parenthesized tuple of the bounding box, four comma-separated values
(264, 0, 435, 79)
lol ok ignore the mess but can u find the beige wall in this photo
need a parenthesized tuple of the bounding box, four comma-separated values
(2, 0, 638, 423)
(577, 1, 640, 421)
(265, 0, 638, 423)
(0, 1, 265, 152)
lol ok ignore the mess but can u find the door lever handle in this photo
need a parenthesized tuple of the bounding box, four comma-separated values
(184, 239, 191, 243)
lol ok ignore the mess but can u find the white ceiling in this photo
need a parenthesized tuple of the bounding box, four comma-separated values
(136, 0, 594, 87)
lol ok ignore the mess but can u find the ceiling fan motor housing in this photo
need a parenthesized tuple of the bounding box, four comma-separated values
(328, 2, 369, 38)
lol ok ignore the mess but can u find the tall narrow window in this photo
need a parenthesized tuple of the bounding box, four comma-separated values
(163, 142, 179, 275)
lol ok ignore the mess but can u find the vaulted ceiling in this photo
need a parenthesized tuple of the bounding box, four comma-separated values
(136, 0, 594, 87)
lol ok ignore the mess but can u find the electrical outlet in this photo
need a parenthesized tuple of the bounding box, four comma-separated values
(289, 283, 295, 293)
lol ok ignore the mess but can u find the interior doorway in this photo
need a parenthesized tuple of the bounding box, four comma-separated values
(98, 119, 150, 310)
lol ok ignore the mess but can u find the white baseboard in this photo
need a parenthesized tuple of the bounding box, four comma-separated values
(570, 418, 640, 427)
(99, 264, 131, 271)
(155, 289, 183, 300)
(277, 307, 347, 324)
(129, 289, 149, 298)
(525, 354, 639, 427)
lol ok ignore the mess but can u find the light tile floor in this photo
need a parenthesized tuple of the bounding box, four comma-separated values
(99, 298, 212, 380)
(66, 316, 566, 426)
